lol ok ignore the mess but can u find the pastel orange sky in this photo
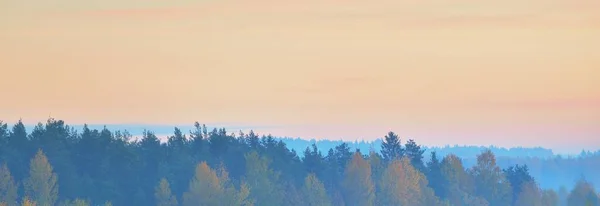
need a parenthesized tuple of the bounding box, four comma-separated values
(1, 0, 599, 152)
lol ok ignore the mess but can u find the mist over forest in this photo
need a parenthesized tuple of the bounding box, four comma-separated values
(1, 119, 599, 206)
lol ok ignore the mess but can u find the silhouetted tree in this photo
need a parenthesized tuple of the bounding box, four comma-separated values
(381, 132, 403, 162)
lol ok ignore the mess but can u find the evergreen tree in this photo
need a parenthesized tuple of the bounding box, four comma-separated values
(24, 149, 58, 206)
(381, 132, 403, 162)
(6, 120, 31, 183)
(505, 164, 535, 205)
(303, 144, 325, 177)
(404, 139, 426, 171)
(426, 151, 444, 198)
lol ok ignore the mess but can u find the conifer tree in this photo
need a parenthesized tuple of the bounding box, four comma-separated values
(381, 132, 403, 162)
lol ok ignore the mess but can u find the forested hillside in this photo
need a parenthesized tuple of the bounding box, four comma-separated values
(1, 119, 598, 206)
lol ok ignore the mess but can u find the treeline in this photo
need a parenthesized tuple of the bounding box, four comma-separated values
(279, 138, 600, 191)
(0, 119, 598, 206)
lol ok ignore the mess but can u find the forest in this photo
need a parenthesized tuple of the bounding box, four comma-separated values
(0, 118, 598, 206)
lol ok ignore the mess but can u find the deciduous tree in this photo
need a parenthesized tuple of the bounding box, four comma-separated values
(24, 150, 58, 206)
(155, 178, 177, 206)
(341, 151, 374, 206)
(0, 164, 18, 206)
(302, 173, 331, 206)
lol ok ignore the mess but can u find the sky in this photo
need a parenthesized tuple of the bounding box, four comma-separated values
(1, 0, 599, 153)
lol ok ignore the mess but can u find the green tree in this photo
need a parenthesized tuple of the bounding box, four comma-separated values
(24, 149, 58, 206)
(381, 132, 403, 162)
(426, 151, 444, 198)
(505, 164, 535, 205)
(0, 164, 18, 206)
(404, 139, 425, 171)
(302, 173, 331, 206)
(155, 178, 177, 206)
(341, 151, 374, 206)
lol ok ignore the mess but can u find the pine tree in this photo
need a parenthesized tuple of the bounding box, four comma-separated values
(404, 139, 425, 171)
(381, 132, 403, 162)
(341, 151, 374, 206)
(0, 164, 18, 206)
(24, 149, 58, 206)
(504, 164, 535, 205)
(155, 178, 178, 206)
(426, 151, 444, 198)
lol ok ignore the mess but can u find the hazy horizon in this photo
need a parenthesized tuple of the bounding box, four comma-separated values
(5, 121, 594, 155)
(2, 0, 599, 155)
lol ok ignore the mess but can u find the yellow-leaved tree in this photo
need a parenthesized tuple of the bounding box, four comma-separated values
(302, 173, 332, 206)
(378, 157, 439, 206)
(0, 164, 18, 206)
(24, 150, 58, 206)
(341, 151, 374, 206)
(21, 198, 35, 206)
(155, 178, 178, 206)
(183, 161, 252, 206)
